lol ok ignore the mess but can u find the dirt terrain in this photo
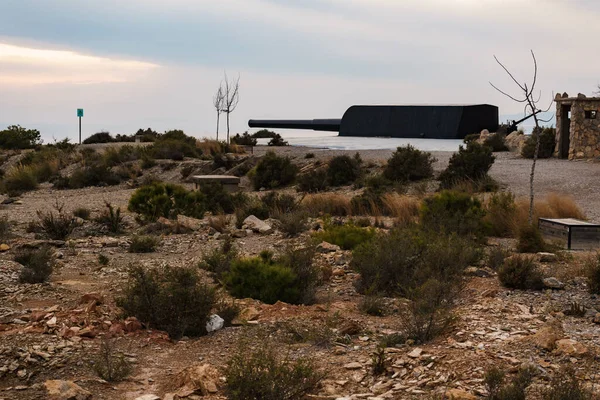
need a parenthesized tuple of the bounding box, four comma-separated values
(1, 144, 600, 400)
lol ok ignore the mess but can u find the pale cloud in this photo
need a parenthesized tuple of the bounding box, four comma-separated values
(0, 43, 159, 85)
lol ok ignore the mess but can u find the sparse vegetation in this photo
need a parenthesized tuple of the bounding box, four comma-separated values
(484, 365, 536, 400)
(251, 151, 298, 190)
(34, 203, 80, 240)
(359, 292, 387, 317)
(267, 133, 289, 146)
(383, 145, 435, 182)
(274, 210, 308, 237)
(487, 246, 510, 271)
(15, 246, 54, 284)
(92, 338, 133, 382)
(585, 253, 600, 294)
(95, 202, 124, 233)
(199, 238, 239, 280)
(297, 169, 328, 193)
(225, 340, 324, 400)
(117, 264, 216, 339)
(484, 192, 517, 237)
(128, 235, 159, 253)
(516, 223, 547, 253)
(1, 165, 38, 197)
(98, 254, 110, 266)
(301, 193, 352, 216)
(498, 255, 544, 290)
(128, 183, 206, 222)
(543, 366, 592, 400)
(484, 133, 509, 152)
(73, 207, 91, 220)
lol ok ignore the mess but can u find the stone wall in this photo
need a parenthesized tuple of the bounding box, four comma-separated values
(555, 95, 600, 159)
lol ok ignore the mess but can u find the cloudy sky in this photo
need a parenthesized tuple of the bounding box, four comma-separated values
(1, 0, 599, 142)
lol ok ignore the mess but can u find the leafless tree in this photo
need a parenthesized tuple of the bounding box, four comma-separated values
(490, 50, 553, 225)
(213, 83, 225, 141)
(222, 72, 240, 143)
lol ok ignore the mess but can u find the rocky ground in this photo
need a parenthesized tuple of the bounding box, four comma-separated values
(1, 145, 600, 400)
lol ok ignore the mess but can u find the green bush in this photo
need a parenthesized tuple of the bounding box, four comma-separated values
(16, 246, 54, 283)
(487, 246, 510, 271)
(305, 152, 315, 159)
(420, 190, 486, 238)
(117, 264, 216, 339)
(484, 365, 536, 400)
(129, 235, 160, 253)
(359, 293, 387, 317)
(224, 255, 300, 304)
(235, 202, 270, 229)
(63, 164, 122, 189)
(252, 129, 278, 139)
(0, 125, 42, 149)
(231, 132, 257, 146)
(313, 221, 375, 250)
(516, 223, 547, 253)
(267, 134, 289, 146)
(297, 169, 328, 193)
(463, 133, 480, 143)
(198, 182, 235, 214)
(522, 127, 556, 159)
(2, 166, 38, 197)
(439, 142, 495, 189)
(498, 255, 544, 290)
(351, 227, 477, 296)
(261, 192, 297, 214)
(485, 192, 517, 237)
(128, 183, 206, 222)
(83, 131, 114, 144)
(98, 254, 110, 266)
(225, 341, 324, 400)
(383, 145, 435, 182)
(151, 139, 198, 160)
(252, 151, 298, 190)
(484, 133, 509, 152)
(327, 155, 361, 186)
(278, 245, 320, 305)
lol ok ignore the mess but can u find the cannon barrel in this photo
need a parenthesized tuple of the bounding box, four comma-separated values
(248, 119, 341, 132)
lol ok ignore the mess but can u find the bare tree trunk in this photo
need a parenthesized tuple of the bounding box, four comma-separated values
(216, 112, 220, 141)
(226, 112, 230, 143)
(528, 109, 542, 225)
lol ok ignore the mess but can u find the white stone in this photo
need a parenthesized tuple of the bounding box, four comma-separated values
(206, 314, 224, 333)
(243, 215, 273, 234)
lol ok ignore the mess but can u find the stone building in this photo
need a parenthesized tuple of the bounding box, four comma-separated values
(555, 93, 600, 159)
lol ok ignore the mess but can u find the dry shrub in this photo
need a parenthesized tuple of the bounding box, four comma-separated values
(514, 193, 585, 230)
(92, 338, 132, 382)
(196, 139, 222, 155)
(498, 254, 544, 290)
(16, 246, 54, 283)
(301, 193, 352, 217)
(380, 193, 420, 226)
(545, 193, 586, 220)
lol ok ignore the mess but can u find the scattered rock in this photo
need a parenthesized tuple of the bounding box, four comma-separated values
(243, 215, 273, 234)
(79, 292, 104, 305)
(44, 380, 92, 400)
(555, 339, 588, 356)
(531, 320, 564, 351)
(237, 307, 260, 322)
(407, 348, 423, 358)
(464, 267, 492, 278)
(593, 313, 600, 324)
(537, 252, 558, 263)
(317, 241, 341, 253)
(543, 277, 565, 290)
(338, 320, 361, 335)
(174, 364, 220, 396)
(134, 395, 160, 400)
(0, 244, 10, 252)
(343, 362, 362, 370)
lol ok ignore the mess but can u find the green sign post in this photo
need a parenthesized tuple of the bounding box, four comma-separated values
(77, 109, 84, 144)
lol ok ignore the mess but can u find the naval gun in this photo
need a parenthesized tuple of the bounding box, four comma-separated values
(249, 104, 499, 139)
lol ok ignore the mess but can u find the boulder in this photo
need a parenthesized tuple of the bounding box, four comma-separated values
(531, 320, 564, 351)
(205, 314, 224, 333)
(174, 364, 220, 397)
(176, 214, 205, 231)
(44, 380, 92, 400)
(243, 215, 273, 234)
(343, 362, 362, 370)
(317, 241, 341, 253)
(505, 131, 527, 153)
(556, 339, 588, 356)
(543, 277, 565, 290)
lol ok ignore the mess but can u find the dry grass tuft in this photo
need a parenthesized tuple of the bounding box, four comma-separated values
(514, 193, 585, 232)
(196, 139, 222, 155)
(301, 193, 352, 216)
(380, 193, 420, 226)
(208, 214, 231, 233)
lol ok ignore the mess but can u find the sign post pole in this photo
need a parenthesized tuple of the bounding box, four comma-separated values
(77, 109, 84, 144)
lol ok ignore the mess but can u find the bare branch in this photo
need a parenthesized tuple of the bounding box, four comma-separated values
(527, 50, 538, 97)
(489, 82, 527, 103)
(494, 55, 526, 91)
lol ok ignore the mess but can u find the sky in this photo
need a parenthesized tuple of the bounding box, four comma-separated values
(1, 0, 599, 143)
